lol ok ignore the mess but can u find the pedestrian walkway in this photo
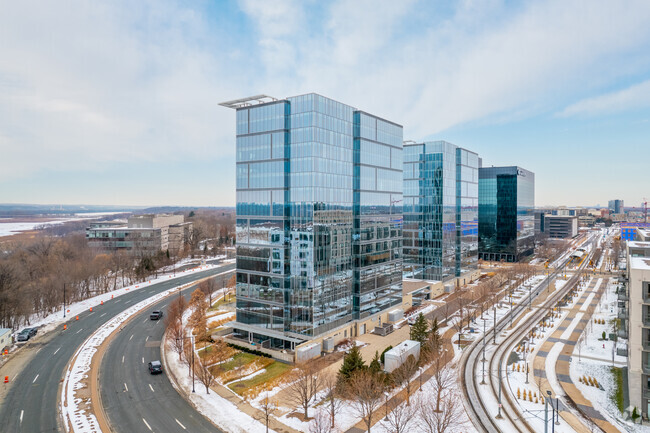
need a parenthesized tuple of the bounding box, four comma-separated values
(532, 277, 621, 433)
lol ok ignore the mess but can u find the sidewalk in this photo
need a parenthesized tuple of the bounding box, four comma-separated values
(532, 278, 620, 433)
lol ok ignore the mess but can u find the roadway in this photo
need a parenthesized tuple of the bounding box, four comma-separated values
(0, 262, 235, 433)
(100, 269, 234, 433)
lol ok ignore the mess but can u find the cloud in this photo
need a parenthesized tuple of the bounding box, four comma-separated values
(559, 79, 650, 117)
(240, 0, 650, 139)
(0, 0, 242, 181)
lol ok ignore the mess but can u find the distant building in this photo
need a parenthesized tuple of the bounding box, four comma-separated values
(609, 199, 624, 214)
(478, 166, 535, 262)
(544, 215, 578, 239)
(403, 141, 479, 281)
(534, 211, 546, 235)
(621, 222, 650, 242)
(578, 215, 595, 227)
(86, 214, 191, 255)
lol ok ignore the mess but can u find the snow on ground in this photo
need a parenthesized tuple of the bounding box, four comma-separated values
(164, 344, 278, 433)
(0, 213, 124, 237)
(61, 283, 189, 432)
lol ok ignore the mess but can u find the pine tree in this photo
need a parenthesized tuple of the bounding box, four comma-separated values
(369, 351, 381, 374)
(410, 313, 429, 344)
(338, 345, 366, 382)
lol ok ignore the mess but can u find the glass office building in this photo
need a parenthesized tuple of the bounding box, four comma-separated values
(403, 141, 479, 282)
(478, 166, 535, 262)
(223, 93, 403, 350)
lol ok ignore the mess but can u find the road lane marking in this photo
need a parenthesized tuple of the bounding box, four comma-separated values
(124, 383, 128, 392)
(32, 374, 39, 383)
(122, 355, 124, 363)
(144, 318, 148, 323)
(20, 410, 23, 424)
(100, 313, 106, 317)
(161, 304, 167, 308)
(76, 328, 83, 334)
(142, 418, 152, 431)
(12, 374, 18, 381)
(149, 384, 154, 392)
(175, 419, 187, 430)
(145, 336, 149, 342)
(53, 347, 60, 355)
(129, 334, 134, 341)
(142, 357, 144, 364)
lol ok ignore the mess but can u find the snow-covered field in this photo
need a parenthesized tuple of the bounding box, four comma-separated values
(0, 212, 125, 237)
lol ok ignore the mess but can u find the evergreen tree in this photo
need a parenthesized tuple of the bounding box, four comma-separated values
(410, 312, 429, 344)
(369, 351, 381, 374)
(338, 345, 365, 381)
(380, 345, 393, 364)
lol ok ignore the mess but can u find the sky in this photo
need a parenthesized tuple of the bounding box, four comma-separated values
(0, 0, 649, 208)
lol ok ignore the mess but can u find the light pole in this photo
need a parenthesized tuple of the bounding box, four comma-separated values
(419, 367, 423, 391)
(63, 283, 66, 318)
(493, 303, 497, 345)
(544, 390, 549, 433)
(191, 335, 195, 393)
(481, 318, 487, 384)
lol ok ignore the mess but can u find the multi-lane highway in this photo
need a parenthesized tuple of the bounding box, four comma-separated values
(100, 270, 234, 433)
(0, 262, 234, 433)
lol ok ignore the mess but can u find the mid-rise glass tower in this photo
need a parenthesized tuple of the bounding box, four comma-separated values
(478, 166, 535, 262)
(403, 141, 479, 281)
(222, 94, 403, 350)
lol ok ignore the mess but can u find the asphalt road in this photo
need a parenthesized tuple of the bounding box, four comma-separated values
(0, 262, 234, 433)
(100, 271, 234, 433)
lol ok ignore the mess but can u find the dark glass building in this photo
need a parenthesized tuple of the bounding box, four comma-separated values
(478, 166, 535, 262)
(222, 94, 402, 350)
(403, 141, 479, 281)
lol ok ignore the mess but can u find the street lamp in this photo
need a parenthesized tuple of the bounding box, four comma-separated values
(191, 334, 195, 393)
(63, 283, 66, 318)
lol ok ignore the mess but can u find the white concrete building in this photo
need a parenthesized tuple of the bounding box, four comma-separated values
(383, 339, 420, 373)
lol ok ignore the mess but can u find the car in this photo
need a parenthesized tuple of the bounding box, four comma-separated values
(150, 311, 163, 320)
(16, 330, 30, 342)
(148, 360, 163, 374)
(27, 327, 37, 337)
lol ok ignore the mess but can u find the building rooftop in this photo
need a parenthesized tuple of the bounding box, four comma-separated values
(630, 256, 650, 271)
(218, 95, 279, 109)
(628, 241, 650, 248)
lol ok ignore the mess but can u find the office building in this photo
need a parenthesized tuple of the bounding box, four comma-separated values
(478, 166, 535, 262)
(609, 199, 624, 215)
(544, 215, 578, 239)
(622, 222, 650, 242)
(222, 93, 403, 353)
(623, 234, 650, 417)
(86, 214, 191, 255)
(403, 141, 479, 281)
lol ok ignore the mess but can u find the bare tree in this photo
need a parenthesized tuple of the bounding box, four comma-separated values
(322, 372, 344, 429)
(259, 392, 277, 433)
(383, 396, 418, 433)
(167, 318, 186, 361)
(391, 354, 418, 406)
(346, 370, 385, 433)
(418, 388, 466, 433)
(287, 363, 322, 419)
(309, 409, 332, 433)
(430, 357, 455, 413)
(194, 357, 215, 394)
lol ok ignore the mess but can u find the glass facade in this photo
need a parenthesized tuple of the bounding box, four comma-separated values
(478, 166, 535, 262)
(234, 94, 403, 348)
(403, 141, 479, 281)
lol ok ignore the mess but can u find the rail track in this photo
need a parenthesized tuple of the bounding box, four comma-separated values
(461, 234, 597, 433)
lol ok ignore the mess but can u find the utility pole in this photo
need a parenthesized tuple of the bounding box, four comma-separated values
(63, 283, 66, 318)
(481, 318, 486, 384)
(493, 304, 497, 345)
(496, 368, 503, 419)
(191, 335, 195, 393)
(544, 392, 549, 433)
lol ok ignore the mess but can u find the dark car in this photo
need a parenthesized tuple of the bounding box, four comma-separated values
(148, 360, 163, 374)
(27, 327, 37, 337)
(16, 330, 30, 342)
(150, 311, 163, 320)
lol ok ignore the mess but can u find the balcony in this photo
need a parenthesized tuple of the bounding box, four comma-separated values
(618, 309, 629, 320)
(645, 316, 650, 327)
(618, 291, 629, 302)
(643, 364, 650, 375)
(618, 328, 628, 339)
(644, 388, 650, 399)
